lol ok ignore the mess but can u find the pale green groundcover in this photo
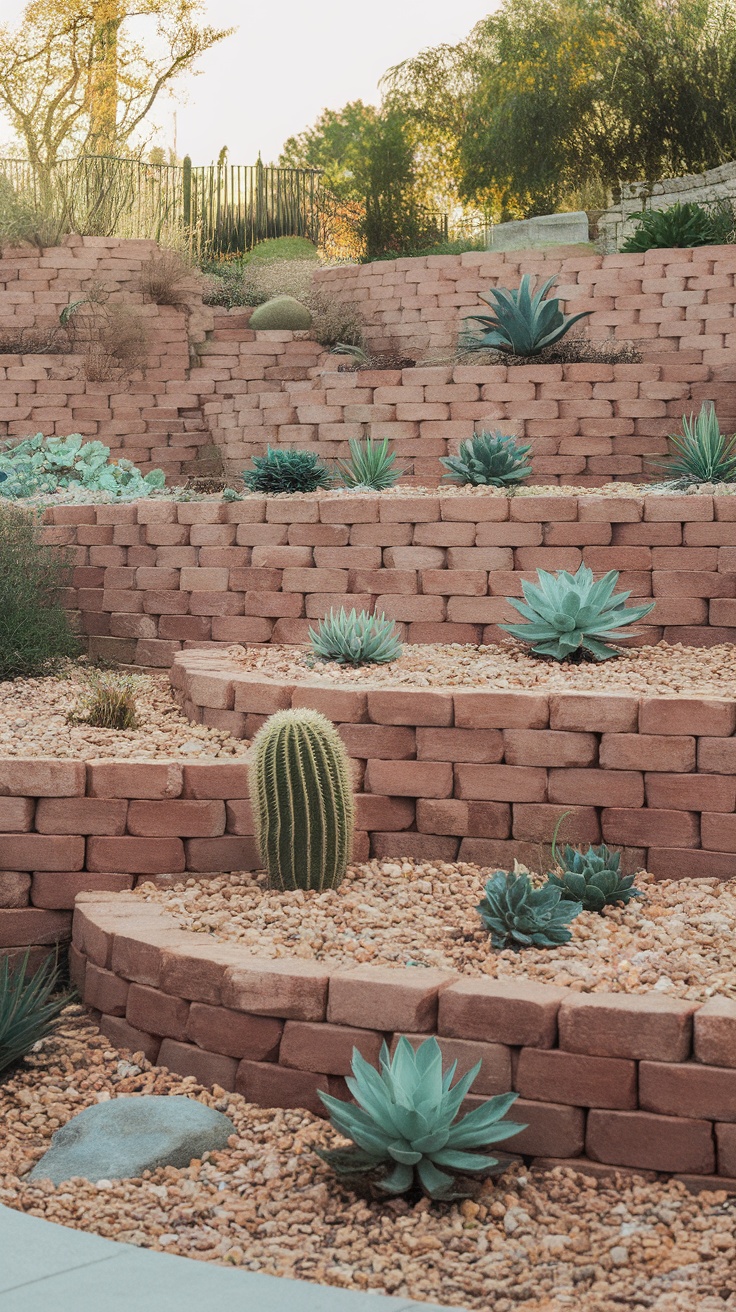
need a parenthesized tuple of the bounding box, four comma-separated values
(0, 434, 165, 500)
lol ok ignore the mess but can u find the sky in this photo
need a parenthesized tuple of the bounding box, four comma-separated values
(0, 0, 492, 165)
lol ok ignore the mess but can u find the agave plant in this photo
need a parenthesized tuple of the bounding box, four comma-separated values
(310, 608, 403, 665)
(317, 1036, 524, 1199)
(1, 950, 72, 1078)
(621, 202, 734, 253)
(477, 868, 582, 950)
(242, 447, 332, 494)
(655, 402, 736, 485)
(440, 430, 532, 487)
(336, 436, 403, 490)
(501, 564, 655, 662)
(462, 274, 591, 356)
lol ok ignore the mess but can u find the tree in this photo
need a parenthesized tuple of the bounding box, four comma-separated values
(279, 101, 379, 202)
(356, 107, 425, 258)
(0, 0, 233, 188)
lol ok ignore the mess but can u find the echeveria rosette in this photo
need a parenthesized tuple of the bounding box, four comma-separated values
(501, 564, 655, 661)
(462, 274, 592, 356)
(546, 842, 643, 914)
(477, 868, 582, 950)
(317, 1036, 525, 1199)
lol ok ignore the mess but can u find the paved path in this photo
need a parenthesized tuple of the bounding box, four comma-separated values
(0, 1203, 464, 1311)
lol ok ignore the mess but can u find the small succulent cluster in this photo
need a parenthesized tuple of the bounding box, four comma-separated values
(547, 842, 642, 913)
(0, 434, 165, 500)
(310, 607, 403, 666)
(477, 867, 581, 949)
(657, 401, 736, 486)
(502, 563, 655, 661)
(462, 274, 592, 357)
(318, 1036, 524, 1199)
(440, 430, 532, 488)
(242, 447, 332, 494)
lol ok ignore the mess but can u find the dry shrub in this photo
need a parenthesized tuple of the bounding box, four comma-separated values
(0, 325, 68, 355)
(70, 671, 139, 730)
(307, 288, 366, 350)
(64, 291, 149, 381)
(139, 250, 191, 305)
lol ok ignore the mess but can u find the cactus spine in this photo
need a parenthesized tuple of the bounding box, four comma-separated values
(250, 707, 355, 891)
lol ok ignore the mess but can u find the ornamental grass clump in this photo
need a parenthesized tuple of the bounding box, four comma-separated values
(71, 671, 139, 731)
(0, 502, 79, 680)
(501, 564, 655, 661)
(440, 430, 532, 487)
(317, 1036, 524, 1200)
(656, 401, 736, 485)
(0, 950, 72, 1079)
(310, 608, 402, 666)
(241, 447, 332, 494)
(250, 707, 354, 891)
(462, 274, 591, 356)
(477, 868, 582, 950)
(336, 437, 402, 490)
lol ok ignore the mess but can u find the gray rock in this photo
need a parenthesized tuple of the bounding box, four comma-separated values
(29, 1095, 235, 1185)
(487, 211, 590, 251)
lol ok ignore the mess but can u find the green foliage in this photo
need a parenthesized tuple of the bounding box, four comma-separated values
(241, 447, 332, 494)
(317, 1035, 525, 1199)
(201, 260, 251, 308)
(0, 176, 63, 250)
(441, 430, 532, 487)
(310, 608, 403, 666)
(359, 107, 428, 260)
(336, 437, 402, 490)
(546, 824, 642, 914)
(463, 274, 591, 356)
(280, 102, 380, 204)
(656, 401, 736, 485)
(501, 564, 655, 662)
(244, 237, 320, 263)
(250, 707, 355, 892)
(0, 502, 79, 679)
(0, 433, 165, 500)
(249, 295, 313, 330)
(0, 949, 72, 1078)
(622, 202, 735, 252)
(71, 671, 138, 731)
(477, 867, 582, 949)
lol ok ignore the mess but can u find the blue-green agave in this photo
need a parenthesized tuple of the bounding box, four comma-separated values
(440, 430, 532, 487)
(310, 607, 402, 666)
(501, 564, 655, 661)
(336, 436, 403, 490)
(656, 401, 736, 485)
(477, 868, 581, 949)
(317, 1036, 524, 1199)
(463, 274, 591, 356)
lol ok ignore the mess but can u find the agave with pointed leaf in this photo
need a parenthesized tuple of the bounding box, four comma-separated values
(501, 564, 655, 661)
(336, 436, 403, 490)
(1, 949, 73, 1078)
(462, 274, 591, 356)
(317, 1036, 524, 1199)
(242, 447, 332, 494)
(655, 401, 736, 485)
(477, 868, 581, 949)
(310, 607, 402, 665)
(440, 430, 532, 487)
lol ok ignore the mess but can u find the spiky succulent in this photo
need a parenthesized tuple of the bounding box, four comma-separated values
(1, 950, 72, 1077)
(317, 1036, 524, 1199)
(462, 274, 591, 356)
(477, 868, 581, 949)
(546, 843, 642, 914)
(501, 564, 655, 662)
(655, 401, 736, 485)
(441, 430, 532, 487)
(310, 607, 402, 665)
(336, 436, 402, 490)
(621, 201, 735, 253)
(242, 447, 332, 494)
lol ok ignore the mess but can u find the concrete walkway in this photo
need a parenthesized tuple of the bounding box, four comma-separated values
(0, 1203, 464, 1311)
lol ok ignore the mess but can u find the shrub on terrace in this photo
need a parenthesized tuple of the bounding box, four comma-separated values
(336, 436, 402, 490)
(440, 430, 532, 487)
(656, 401, 736, 485)
(310, 608, 403, 666)
(477, 868, 581, 949)
(241, 447, 331, 494)
(0, 502, 79, 679)
(71, 671, 139, 731)
(621, 201, 735, 253)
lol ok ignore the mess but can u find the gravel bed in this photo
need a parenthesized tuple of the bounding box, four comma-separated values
(1, 1012, 734, 1312)
(139, 862, 736, 1002)
(0, 668, 248, 759)
(226, 640, 736, 698)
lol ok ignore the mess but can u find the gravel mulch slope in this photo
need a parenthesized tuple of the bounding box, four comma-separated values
(0, 669, 248, 760)
(1, 1012, 734, 1312)
(226, 641, 736, 698)
(138, 862, 736, 1002)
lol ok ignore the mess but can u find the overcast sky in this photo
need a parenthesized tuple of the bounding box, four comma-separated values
(1, 1, 491, 164)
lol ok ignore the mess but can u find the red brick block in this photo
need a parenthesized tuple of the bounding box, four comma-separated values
(586, 1109, 715, 1174)
(548, 768, 644, 808)
(31, 871, 133, 909)
(648, 848, 736, 881)
(356, 794, 414, 831)
(231, 679, 293, 714)
(416, 728, 503, 763)
(512, 804, 600, 844)
(601, 807, 699, 848)
(181, 762, 249, 799)
(439, 978, 564, 1047)
(87, 759, 183, 799)
(0, 907, 71, 946)
(639, 697, 736, 736)
(98, 1014, 161, 1064)
(126, 982, 190, 1040)
(549, 693, 638, 734)
(0, 759, 85, 797)
(645, 773, 736, 813)
(279, 1020, 384, 1074)
(327, 965, 453, 1032)
(0, 871, 31, 908)
(600, 734, 695, 772)
(222, 957, 329, 1020)
(35, 797, 128, 836)
(364, 760, 453, 799)
(472, 1097, 584, 1159)
(290, 685, 368, 723)
(393, 1032, 512, 1096)
(0, 799, 34, 832)
(515, 1048, 637, 1109)
(456, 764, 547, 802)
(453, 691, 549, 729)
(236, 1059, 329, 1115)
(698, 738, 736, 773)
(186, 1002, 282, 1060)
(640, 1060, 736, 1121)
(126, 799, 226, 838)
(701, 813, 736, 852)
(0, 834, 84, 872)
(718, 1124, 736, 1177)
(184, 836, 259, 872)
(338, 724, 416, 760)
(559, 993, 696, 1061)
(158, 939, 254, 1006)
(367, 689, 453, 726)
(87, 836, 185, 874)
(157, 1038, 238, 1091)
(695, 998, 736, 1069)
(82, 962, 129, 1016)
(503, 729, 597, 768)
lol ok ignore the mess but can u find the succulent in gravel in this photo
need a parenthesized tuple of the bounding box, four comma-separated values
(545, 817, 642, 914)
(310, 607, 403, 665)
(462, 273, 591, 356)
(71, 671, 139, 731)
(477, 867, 582, 949)
(655, 401, 736, 485)
(250, 707, 354, 891)
(501, 563, 655, 661)
(1, 950, 72, 1078)
(0, 433, 165, 500)
(241, 447, 332, 494)
(440, 430, 532, 487)
(336, 436, 402, 490)
(317, 1035, 525, 1200)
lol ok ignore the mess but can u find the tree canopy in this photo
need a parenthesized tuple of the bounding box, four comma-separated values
(279, 101, 379, 202)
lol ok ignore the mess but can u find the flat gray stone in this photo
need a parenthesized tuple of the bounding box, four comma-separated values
(29, 1095, 235, 1185)
(487, 211, 590, 251)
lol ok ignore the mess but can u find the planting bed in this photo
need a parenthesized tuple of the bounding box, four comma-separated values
(3, 1011, 735, 1311)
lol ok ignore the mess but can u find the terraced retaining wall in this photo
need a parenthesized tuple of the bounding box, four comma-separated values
(43, 493, 736, 667)
(175, 648, 736, 883)
(71, 893, 736, 1183)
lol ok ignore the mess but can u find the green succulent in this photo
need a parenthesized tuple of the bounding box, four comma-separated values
(1, 949, 73, 1077)
(241, 447, 332, 494)
(317, 1036, 525, 1199)
(310, 607, 402, 665)
(336, 436, 402, 490)
(462, 273, 591, 356)
(655, 401, 736, 485)
(477, 867, 582, 950)
(441, 430, 532, 487)
(0, 433, 165, 500)
(501, 563, 655, 662)
(621, 201, 735, 253)
(546, 844, 642, 914)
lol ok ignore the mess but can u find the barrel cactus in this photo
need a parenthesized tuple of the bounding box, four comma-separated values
(250, 295, 312, 330)
(250, 708, 355, 891)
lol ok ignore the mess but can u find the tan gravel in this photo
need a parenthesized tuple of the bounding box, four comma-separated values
(226, 640, 736, 698)
(138, 861, 736, 1002)
(1, 1011, 734, 1312)
(0, 667, 248, 759)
